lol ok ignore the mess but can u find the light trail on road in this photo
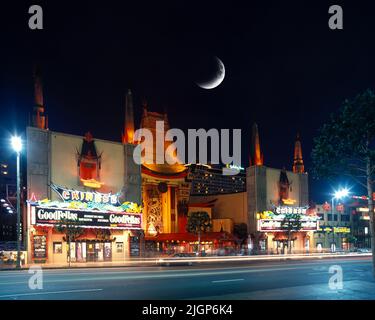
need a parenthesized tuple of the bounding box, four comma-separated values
(0, 256, 374, 300)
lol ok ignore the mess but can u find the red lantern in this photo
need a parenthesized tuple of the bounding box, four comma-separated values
(322, 202, 331, 212)
(336, 203, 344, 212)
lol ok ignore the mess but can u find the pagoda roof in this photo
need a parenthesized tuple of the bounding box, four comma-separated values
(142, 164, 188, 179)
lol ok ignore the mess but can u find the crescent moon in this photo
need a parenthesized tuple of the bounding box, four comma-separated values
(196, 57, 225, 89)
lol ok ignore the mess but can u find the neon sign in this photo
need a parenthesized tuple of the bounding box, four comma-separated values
(282, 198, 296, 205)
(258, 219, 318, 232)
(51, 184, 119, 205)
(225, 164, 244, 171)
(317, 226, 350, 233)
(32, 206, 142, 229)
(257, 206, 320, 232)
(275, 206, 307, 215)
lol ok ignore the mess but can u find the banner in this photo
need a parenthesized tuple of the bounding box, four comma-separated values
(317, 226, 350, 233)
(31, 206, 142, 229)
(258, 219, 319, 232)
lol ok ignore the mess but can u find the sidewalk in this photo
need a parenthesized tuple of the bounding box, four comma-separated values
(0, 258, 160, 270)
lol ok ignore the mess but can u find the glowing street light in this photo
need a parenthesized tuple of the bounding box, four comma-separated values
(11, 135, 22, 269)
(334, 188, 349, 200)
(330, 187, 350, 253)
(11, 136, 22, 153)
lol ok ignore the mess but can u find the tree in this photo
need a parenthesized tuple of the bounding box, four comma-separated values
(186, 211, 212, 256)
(94, 229, 111, 241)
(54, 219, 84, 267)
(233, 223, 248, 252)
(346, 234, 358, 250)
(311, 89, 375, 274)
(280, 213, 302, 254)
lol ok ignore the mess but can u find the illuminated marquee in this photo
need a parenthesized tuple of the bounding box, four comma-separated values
(258, 219, 318, 232)
(257, 206, 320, 232)
(31, 206, 142, 229)
(275, 206, 307, 215)
(51, 184, 119, 205)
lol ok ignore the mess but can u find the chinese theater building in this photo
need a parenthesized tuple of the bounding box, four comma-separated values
(26, 78, 142, 264)
(247, 127, 319, 253)
(124, 101, 235, 255)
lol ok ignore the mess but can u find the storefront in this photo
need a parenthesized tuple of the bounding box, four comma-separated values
(256, 206, 319, 254)
(144, 232, 235, 256)
(26, 126, 144, 264)
(314, 225, 351, 252)
(27, 186, 142, 264)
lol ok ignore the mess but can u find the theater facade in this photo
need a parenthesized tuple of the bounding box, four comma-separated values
(246, 128, 320, 253)
(26, 127, 142, 264)
(23, 69, 318, 261)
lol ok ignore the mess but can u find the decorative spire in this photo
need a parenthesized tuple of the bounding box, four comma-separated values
(142, 98, 148, 109)
(293, 133, 305, 173)
(34, 65, 43, 108)
(122, 89, 135, 144)
(249, 123, 263, 166)
(32, 65, 47, 130)
(84, 131, 93, 142)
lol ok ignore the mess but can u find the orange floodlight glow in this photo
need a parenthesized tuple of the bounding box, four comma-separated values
(80, 178, 103, 189)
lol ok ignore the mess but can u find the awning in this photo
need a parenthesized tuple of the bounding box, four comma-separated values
(272, 234, 297, 241)
(144, 232, 234, 242)
(250, 233, 267, 240)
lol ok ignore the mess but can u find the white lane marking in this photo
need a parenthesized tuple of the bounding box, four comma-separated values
(212, 279, 244, 283)
(0, 288, 103, 298)
(0, 259, 366, 279)
(0, 267, 301, 286)
(307, 272, 326, 275)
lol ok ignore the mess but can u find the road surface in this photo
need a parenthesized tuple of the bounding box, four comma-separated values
(0, 256, 374, 300)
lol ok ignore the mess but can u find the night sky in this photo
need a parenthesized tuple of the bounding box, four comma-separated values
(1, 1, 375, 202)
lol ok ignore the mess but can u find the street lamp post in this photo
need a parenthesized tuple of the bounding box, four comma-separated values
(331, 196, 335, 252)
(11, 136, 22, 269)
(331, 188, 349, 252)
